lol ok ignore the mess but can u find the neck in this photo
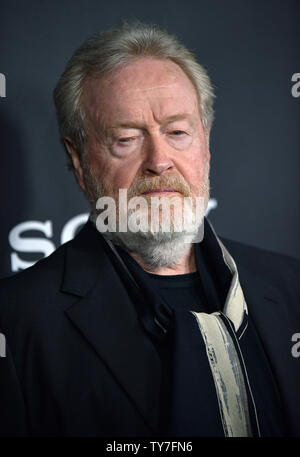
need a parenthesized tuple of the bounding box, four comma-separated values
(129, 244, 197, 275)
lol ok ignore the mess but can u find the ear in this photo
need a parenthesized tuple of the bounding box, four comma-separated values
(64, 138, 86, 191)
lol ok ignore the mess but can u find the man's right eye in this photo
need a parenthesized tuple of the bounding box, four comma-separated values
(110, 134, 142, 156)
(118, 137, 134, 143)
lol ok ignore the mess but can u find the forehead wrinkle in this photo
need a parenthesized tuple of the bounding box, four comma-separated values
(121, 83, 182, 94)
(108, 112, 197, 131)
(120, 84, 198, 106)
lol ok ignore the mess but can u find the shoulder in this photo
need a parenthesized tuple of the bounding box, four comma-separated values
(0, 221, 98, 299)
(0, 221, 106, 327)
(221, 236, 300, 269)
(0, 239, 72, 330)
(220, 236, 300, 294)
(0, 239, 68, 300)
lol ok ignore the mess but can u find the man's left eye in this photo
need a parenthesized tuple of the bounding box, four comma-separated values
(169, 130, 186, 136)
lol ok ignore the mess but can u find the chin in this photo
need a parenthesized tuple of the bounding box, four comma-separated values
(105, 227, 202, 271)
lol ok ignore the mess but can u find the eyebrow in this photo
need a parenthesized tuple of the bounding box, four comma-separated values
(108, 113, 195, 130)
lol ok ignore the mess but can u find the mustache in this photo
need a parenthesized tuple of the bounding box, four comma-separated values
(127, 174, 192, 199)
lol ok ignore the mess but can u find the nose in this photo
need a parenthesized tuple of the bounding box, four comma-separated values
(142, 134, 174, 176)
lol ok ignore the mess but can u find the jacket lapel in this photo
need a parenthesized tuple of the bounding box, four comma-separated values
(61, 222, 161, 433)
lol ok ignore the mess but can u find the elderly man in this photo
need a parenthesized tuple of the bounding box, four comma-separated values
(0, 22, 300, 437)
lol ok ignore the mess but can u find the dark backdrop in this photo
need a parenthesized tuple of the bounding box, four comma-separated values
(0, 0, 299, 278)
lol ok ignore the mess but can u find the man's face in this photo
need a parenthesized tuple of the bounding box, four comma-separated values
(77, 57, 210, 212)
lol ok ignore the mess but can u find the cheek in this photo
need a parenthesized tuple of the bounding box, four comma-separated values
(183, 138, 209, 180)
(89, 153, 141, 192)
(111, 167, 139, 190)
(175, 152, 209, 199)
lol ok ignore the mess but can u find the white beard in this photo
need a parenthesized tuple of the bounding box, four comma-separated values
(103, 199, 206, 270)
(84, 163, 209, 271)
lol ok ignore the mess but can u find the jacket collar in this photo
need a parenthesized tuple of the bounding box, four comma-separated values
(61, 221, 161, 433)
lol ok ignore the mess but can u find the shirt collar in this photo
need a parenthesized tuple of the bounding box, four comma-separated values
(205, 219, 248, 333)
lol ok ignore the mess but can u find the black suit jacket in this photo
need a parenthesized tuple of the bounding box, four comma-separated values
(0, 221, 300, 436)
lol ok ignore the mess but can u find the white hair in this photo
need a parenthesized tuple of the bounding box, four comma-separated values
(53, 21, 215, 168)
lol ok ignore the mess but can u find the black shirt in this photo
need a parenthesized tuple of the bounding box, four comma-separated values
(145, 271, 212, 314)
